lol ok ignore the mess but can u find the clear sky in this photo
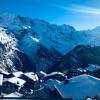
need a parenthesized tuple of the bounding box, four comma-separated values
(0, 0, 100, 30)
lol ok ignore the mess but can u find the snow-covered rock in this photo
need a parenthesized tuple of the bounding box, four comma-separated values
(0, 27, 35, 72)
(0, 27, 17, 71)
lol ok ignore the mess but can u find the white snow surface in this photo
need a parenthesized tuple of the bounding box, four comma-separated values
(4, 92, 23, 97)
(55, 74, 100, 100)
(0, 27, 17, 70)
(7, 77, 26, 87)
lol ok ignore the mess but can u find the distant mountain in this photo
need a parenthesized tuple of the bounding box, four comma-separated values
(59, 45, 100, 71)
(0, 13, 78, 54)
(0, 13, 100, 72)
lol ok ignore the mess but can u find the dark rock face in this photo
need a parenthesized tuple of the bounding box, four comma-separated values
(59, 45, 100, 71)
(0, 42, 5, 66)
(14, 50, 36, 72)
(35, 45, 63, 73)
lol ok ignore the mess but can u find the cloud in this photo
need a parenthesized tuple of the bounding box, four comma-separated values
(53, 4, 100, 15)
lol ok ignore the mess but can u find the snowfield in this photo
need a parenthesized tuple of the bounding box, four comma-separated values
(55, 74, 100, 100)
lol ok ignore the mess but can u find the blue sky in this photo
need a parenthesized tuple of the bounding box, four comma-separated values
(0, 0, 100, 30)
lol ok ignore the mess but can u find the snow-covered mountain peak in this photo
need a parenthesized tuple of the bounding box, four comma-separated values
(59, 24, 76, 33)
(0, 13, 99, 51)
(0, 13, 32, 33)
(1, 13, 100, 72)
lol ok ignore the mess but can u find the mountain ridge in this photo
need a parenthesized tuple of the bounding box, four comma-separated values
(0, 13, 100, 72)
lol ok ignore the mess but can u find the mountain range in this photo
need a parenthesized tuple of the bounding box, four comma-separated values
(0, 13, 100, 73)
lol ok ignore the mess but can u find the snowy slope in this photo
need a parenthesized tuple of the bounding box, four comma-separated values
(0, 27, 35, 72)
(55, 74, 100, 100)
(0, 27, 17, 71)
